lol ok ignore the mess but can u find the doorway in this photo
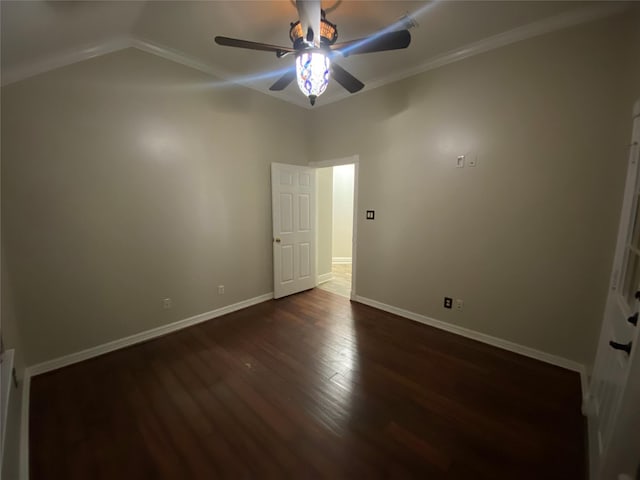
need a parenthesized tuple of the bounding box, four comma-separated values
(313, 157, 358, 299)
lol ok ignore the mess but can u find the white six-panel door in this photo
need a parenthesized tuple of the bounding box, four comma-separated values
(271, 163, 316, 299)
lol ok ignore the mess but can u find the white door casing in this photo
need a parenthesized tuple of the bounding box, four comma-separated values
(272, 163, 316, 299)
(588, 104, 640, 480)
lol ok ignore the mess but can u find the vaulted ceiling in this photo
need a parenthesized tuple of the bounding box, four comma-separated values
(0, 1, 630, 108)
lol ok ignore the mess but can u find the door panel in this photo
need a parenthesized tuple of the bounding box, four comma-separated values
(299, 172, 312, 187)
(622, 253, 640, 306)
(299, 194, 311, 231)
(280, 194, 293, 233)
(281, 245, 294, 282)
(299, 243, 311, 278)
(588, 113, 640, 479)
(280, 171, 294, 185)
(272, 163, 316, 299)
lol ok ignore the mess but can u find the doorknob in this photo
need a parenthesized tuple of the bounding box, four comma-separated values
(609, 340, 633, 355)
(629, 313, 639, 327)
(274, 238, 281, 243)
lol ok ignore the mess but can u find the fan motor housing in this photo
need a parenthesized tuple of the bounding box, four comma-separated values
(289, 11, 338, 50)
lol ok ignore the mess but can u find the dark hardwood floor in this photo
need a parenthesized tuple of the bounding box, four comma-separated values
(30, 288, 585, 479)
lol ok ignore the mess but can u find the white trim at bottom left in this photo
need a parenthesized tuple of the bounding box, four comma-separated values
(17, 292, 274, 479)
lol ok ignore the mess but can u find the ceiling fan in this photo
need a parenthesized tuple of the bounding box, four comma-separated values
(214, 0, 412, 106)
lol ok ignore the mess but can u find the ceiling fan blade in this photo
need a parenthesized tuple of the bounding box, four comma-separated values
(214, 36, 295, 56)
(296, 0, 321, 47)
(269, 70, 296, 91)
(332, 30, 411, 57)
(330, 63, 364, 94)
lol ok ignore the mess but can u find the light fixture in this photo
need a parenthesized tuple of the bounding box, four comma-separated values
(215, 6, 411, 106)
(289, 11, 337, 105)
(295, 51, 330, 106)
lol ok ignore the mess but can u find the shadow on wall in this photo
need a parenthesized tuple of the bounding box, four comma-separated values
(375, 75, 415, 119)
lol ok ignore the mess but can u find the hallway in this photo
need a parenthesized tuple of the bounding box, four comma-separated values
(318, 263, 352, 298)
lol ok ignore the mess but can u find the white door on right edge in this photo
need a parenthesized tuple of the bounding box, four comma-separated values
(588, 111, 640, 479)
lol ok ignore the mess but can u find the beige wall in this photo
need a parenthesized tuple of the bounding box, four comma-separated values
(0, 11, 636, 478)
(316, 167, 333, 277)
(1, 48, 308, 365)
(332, 164, 354, 260)
(309, 14, 633, 366)
(2, 11, 638, 372)
(1, 75, 25, 477)
(628, 5, 640, 103)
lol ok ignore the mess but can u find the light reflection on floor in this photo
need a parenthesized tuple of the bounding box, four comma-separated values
(314, 276, 360, 434)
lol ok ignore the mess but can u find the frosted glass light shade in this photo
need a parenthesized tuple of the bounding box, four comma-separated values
(296, 52, 330, 105)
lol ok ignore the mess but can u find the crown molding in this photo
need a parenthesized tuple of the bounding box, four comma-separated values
(1, 36, 132, 86)
(1, 33, 306, 108)
(130, 37, 232, 82)
(129, 38, 305, 109)
(1, 1, 629, 108)
(313, 1, 630, 108)
(139, 1, 630, 111)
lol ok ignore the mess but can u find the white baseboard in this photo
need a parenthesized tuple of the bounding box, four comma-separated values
(352, 295, 588, 398)
(18, 291, 589, 479)
(332, 257, 352, 265)
(18, 292, 275, 479)
(317, 273, 333, 284)
(28, 293, 273, 376)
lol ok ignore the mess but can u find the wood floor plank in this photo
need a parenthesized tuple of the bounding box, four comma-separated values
(29, 288, 585, 479)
